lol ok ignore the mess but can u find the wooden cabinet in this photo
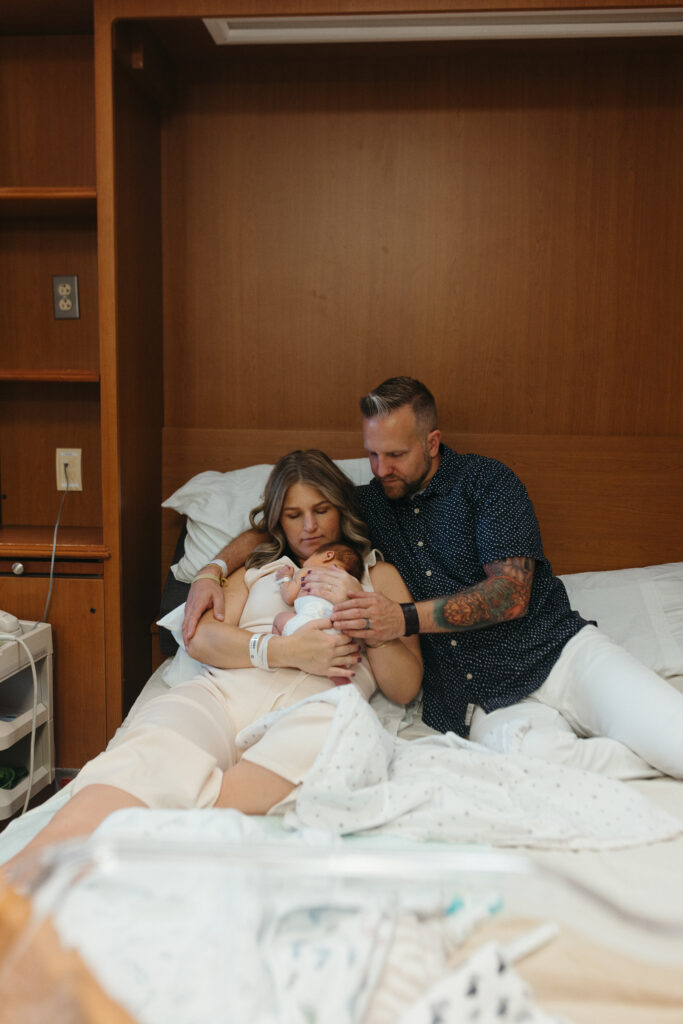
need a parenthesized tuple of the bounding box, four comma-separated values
(0, 32, 110, 769)
(0, 568, 106, 769)
(0, 13, 163, 768)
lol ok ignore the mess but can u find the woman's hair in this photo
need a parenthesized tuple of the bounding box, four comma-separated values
(246, 450, 372, 569)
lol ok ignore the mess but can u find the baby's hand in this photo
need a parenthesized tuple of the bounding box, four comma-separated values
(272, 611, 290, 636)
(275, 566, 293, 583)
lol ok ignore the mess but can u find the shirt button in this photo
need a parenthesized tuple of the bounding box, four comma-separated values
(413, 507, 420, 514)
(417, 541, 424, 547)
(466, 672, 473, 680)
(425, 570, 432, 577)
(450, 639, 458, 646)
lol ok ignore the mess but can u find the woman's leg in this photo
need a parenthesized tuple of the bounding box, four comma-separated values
(4, 677, 240, 880)
(216, 762, 295, 814)
(221, 700, 337, 813)
(3, 784, 146, 881)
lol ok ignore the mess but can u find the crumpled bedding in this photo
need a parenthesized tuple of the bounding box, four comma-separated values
(36, 812, 570, 1024)
(234, 685, 682, 850)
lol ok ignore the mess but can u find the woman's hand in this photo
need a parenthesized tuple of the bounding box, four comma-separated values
(299, 566, 364, 605)
(270, 619, 361, 680)
(330, 591, 405, 645)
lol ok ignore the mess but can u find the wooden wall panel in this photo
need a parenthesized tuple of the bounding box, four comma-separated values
(0, 383, 102, 528)
(0, 222, 99, 373)
(161, 427, 683, 580)
(0, 36, 95, 187)
(161, 41, 683, 438)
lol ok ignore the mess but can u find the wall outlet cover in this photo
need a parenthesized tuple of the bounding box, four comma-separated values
(56, 448, 83, 491)
(52, 275, 80, 320)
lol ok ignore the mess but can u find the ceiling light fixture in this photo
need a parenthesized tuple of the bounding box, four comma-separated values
(204, 9, 683, 46)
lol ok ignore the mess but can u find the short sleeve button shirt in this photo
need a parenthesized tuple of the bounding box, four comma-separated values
(357, 445, 587, 735)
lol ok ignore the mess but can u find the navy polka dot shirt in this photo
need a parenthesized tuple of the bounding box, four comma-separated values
(357, 445, 588, 735)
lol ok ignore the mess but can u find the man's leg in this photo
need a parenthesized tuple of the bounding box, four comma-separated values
(469, 700, 659, 779)
(537, 626, 683, 778)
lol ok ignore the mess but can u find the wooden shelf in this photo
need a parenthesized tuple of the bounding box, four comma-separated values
(0, 370, 99, 383)
(0, 526, 108, 561)
(0, 187, 96, 220)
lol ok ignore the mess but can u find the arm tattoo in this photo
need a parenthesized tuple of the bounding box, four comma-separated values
(432, 557, 535, 632)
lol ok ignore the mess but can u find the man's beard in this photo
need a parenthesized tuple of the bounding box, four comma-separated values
(380, 448, 433, 501)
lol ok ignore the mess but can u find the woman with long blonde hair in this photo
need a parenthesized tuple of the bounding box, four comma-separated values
(6, 451, 422, 876)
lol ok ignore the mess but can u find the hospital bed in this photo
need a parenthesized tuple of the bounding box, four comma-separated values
(1, 459, 682, 1023)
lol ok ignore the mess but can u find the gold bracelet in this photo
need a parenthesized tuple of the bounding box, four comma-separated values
(365, 639, 395, 650)
(192, 573, 223, 585)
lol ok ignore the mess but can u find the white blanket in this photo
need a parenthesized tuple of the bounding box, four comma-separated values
(43, 812, 567, 1024)
(235, 685, 682, 850)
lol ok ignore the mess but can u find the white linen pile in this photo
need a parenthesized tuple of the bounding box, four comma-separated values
(238, 685, 682, 850)
(42, 812, 569, 1024)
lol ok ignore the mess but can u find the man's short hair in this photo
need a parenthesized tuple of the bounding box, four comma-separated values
(359, 376, 438, 434)
(316, 542, 363, 581)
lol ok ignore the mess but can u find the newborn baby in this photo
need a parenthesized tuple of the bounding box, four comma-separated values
(273, 542, 364, 685)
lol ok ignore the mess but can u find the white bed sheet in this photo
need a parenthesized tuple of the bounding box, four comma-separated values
(2, 660, 683, 968)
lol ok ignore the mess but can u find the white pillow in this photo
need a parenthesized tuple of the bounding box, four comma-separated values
(157, 602, 207, 685)
(163, 458, 373, 583)
(559, 562, 683, 690)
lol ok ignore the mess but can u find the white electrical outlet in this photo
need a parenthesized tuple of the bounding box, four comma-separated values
(56, 448, 83, 491)
(52, 275, 80, 319)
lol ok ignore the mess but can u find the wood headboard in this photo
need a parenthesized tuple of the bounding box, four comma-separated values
(161, 427, 683, 581)
(154, 39, 682, 592)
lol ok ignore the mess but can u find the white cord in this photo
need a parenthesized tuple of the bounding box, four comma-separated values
(43, 463, 70, 623)
(0, 633, 39, 815)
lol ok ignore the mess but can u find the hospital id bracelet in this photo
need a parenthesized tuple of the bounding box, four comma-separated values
(400, 602, 420, 636)
(208, 558, 228, 577)
(192, 572, 223, 585)
(256, 633, 274, 671)
(248, 632, 260, 667)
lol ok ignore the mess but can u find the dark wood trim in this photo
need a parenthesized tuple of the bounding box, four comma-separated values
(0, 526, 108, 560)
(0, 370, 100, 382)
(0, 187, 96, 220)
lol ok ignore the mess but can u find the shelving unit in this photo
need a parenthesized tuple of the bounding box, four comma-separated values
(0, 621, 54, 819)
(0, 30, 108, 768)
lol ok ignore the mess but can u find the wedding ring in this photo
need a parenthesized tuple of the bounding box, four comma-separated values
(364, 618, 370, 630)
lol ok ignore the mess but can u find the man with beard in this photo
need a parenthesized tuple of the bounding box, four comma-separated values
(183, 377, 683, 779)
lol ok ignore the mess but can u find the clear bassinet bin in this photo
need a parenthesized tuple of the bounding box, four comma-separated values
(2, 831, 683, 1024)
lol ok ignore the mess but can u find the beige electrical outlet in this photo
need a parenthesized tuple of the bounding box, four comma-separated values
(56, 448, 83, 491)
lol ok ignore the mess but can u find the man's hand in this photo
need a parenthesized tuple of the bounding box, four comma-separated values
(330, 592, 405, 645)
(182, 575, 225, 646)
(271, 619, 361, 679)
(300, 566, 363, 605)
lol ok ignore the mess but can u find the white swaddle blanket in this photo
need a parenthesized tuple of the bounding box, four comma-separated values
(237, 684, 682, 851)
